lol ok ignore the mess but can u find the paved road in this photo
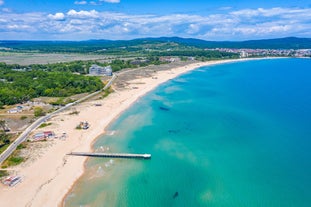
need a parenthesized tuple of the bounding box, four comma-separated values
(0, 74, 117, 165)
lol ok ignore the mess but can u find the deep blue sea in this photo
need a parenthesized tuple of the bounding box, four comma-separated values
(65, 58, 311, 207)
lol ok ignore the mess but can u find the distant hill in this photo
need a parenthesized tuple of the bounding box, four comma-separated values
(1, 37, 311, 53)
(136, 37, 311, 49)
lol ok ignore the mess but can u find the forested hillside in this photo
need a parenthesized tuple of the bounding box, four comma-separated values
(1, 37, 310, 53)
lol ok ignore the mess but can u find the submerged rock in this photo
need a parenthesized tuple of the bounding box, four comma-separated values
(173, 191, 179, 199)
(168, 129, 180, 134)
(159, 106, 170, 111)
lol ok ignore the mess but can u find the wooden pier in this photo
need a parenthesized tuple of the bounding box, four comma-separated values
(67, 152, 151, 159)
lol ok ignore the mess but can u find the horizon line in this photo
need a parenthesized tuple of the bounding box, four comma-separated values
(0, 36, 309, 42)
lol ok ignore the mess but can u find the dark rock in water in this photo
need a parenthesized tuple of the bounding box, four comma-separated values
(159, 106, 170, 111)
(168, 129, 180, 134)
(173, 191, 179, 199)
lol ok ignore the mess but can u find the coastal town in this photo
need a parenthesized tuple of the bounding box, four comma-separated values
(209, 48, 311, 58)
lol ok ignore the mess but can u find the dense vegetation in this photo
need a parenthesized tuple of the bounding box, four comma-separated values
(141, 37, 311, 49)
(1, 37, 310, 53)
(149, 50, 238, 60)
(0, 63, 103, 106)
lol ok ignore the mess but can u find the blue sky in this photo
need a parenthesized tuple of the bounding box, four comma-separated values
(0, 0, 311, 40)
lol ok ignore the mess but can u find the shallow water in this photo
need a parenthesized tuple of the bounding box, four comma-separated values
(65, 58, 311, 207)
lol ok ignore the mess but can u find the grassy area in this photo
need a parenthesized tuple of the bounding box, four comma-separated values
(2, 155, 24, 168)
(20, 115, 28, 120)
(0, 143, 10, 154)
(101, 87, 114, 99)
(0, 133, 11, 154)
(0, 170, 9, 178)
(50, 97, 75, 106)
(0, 51, 109, 65)
(39, 122, 52, 128)
(16, 143, 26, 150)
(1, 144, 27, 168)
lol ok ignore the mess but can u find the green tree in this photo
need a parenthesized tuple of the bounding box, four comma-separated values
(0, 120, 6, 132)
(34, 107, 45, 117)
(0, 120, 10, 147)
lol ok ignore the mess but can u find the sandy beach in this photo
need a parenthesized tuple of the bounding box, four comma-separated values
(0, 58, 255, 207)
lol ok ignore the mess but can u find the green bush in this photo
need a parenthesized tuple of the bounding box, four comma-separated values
(69, 110, 79, 115)
(34, 107, 46, 117)
(20, 116, 28, 120)
(39, 122, 51, 128)
(17, 144, 26, 150)
(0, 170, 8, 178)
(7, 156, 24, 166)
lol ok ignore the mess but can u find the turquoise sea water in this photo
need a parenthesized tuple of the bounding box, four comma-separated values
(64, 58, 311, 207)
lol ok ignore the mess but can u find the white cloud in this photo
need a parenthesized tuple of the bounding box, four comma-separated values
(2, 7, 11, 12)
(7, 24, 31, 30)
(231, 7, 311, 18)
(100, 0, 120, 3)
(1, 7, 311, 40)
(48, 12, 65, 21)
(219, 7, 232, 11)
(90, 1, 98, 5)
(74, 1, 87, 5)
(67, 9, 98, 18)
(187, 24, 200, 34)
(0, 0, 4, 6)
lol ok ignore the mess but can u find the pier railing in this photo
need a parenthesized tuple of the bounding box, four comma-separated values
(67, 152, 151, 159)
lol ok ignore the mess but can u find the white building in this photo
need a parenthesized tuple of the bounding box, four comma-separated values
(240, 51, 248, 58)
(89, 65, 112, 76)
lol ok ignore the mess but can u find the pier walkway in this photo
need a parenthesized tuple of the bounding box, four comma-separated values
(67, 152, 151, 159)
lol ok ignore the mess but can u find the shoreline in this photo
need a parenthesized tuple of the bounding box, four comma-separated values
(0, 57, 270, 207)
